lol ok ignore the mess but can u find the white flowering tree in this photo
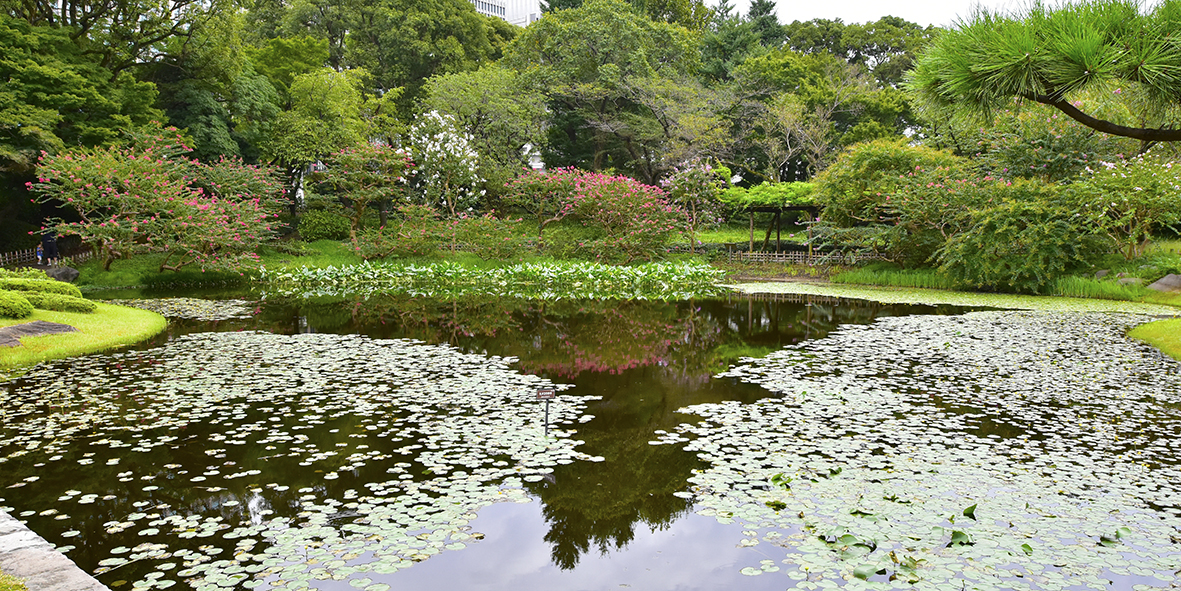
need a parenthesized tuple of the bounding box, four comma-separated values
(408, 111, 484, 217)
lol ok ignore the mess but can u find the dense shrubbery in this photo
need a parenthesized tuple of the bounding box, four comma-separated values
(811, 137, 1178, 293)
(0, 291, 33, 319)
(504, 169, 684, 263)
(353, 205, 443, 260)
(564, 173, 683, 263)
(937, 200, 1104, 293)
(1070, 153, 1181, 259)
(814, 138, 964, 228)
(502, 167, 588, 239)
(298, 209, 351, 242)
(22, 292, 96, 313)
(453, 213, 526, 261)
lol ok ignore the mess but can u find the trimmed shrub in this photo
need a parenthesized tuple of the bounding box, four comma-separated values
(23, 292, 96, 313)
(298, 209, 351, 242)
(0, 278, 84, 299)
(0, 268, 50, 280)
(0, 290, 34, 319)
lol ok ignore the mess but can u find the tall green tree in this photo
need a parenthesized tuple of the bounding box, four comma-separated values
(423, 65, 549, 191)
(1, 0, 233, 76)
(908, 0, 1181, 149)
(0, 15, 161, 174)
(504, 0, 700, 182)
(345, 0, 507, 115)
(748, 0, 783, 47)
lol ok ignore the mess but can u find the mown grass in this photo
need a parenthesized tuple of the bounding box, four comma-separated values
(0, 302, 166, 370)
(0, 572, 27, 591)
(1128, 318, 1181, 361)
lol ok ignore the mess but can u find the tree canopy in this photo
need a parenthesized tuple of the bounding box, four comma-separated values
(908, 0, 1181, 146)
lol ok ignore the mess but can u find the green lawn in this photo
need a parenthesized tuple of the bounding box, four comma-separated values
(1128, 318, 1181, 361)
(0, 302, 166, 370)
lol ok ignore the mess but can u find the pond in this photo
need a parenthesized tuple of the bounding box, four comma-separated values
(1, 291, 1179, 591)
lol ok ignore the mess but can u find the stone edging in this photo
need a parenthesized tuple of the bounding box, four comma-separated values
(0, 511, 109, 591)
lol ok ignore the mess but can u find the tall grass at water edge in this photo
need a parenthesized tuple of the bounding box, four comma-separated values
(832, 266, 1181, 305)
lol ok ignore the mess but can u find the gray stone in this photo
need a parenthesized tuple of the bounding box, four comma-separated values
(1118, 277, 1144, 286)
(1147, 273, 1181, 292)
(0, 321, 77, 348)
(0, 511, 111, 591)
(44, 266, 80, 283)
(1094, 270, 1110, 279)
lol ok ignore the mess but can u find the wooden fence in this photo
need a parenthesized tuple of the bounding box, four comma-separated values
(0, 247, 93, 268)
(726, 250, 884, 265)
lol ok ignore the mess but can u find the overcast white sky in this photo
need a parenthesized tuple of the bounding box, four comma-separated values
(710, 0, 1038, 28)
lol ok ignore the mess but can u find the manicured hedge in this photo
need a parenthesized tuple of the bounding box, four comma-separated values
(0, 290, 33, 319)
(22, 292, 96, 314)
(0, 278, 84, 299)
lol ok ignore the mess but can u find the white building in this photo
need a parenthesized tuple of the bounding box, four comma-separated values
(470, 0, 507, 19)
(506, 0, 542, 26)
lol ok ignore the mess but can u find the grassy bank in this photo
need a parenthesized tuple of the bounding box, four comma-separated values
(1128, 319, 1181, 361)
(0, 572, 26, 591)
(0, 302, 166, 371)
(831, 265, 1181, 308)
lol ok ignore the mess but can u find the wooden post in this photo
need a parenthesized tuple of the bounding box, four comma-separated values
(748, 212, 754, 252)
(775, 211, 781, 253)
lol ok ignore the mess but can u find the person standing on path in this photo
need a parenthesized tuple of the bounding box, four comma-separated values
(41, 230, 58, 266)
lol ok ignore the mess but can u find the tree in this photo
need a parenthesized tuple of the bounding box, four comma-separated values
(0, 15, 161, 174)
(311, 143, 413, 239)
(30, 125, 284, 272)
(263, 67, 369, 202)
(345, 0, 503, 115)
(423, 65, 549, 191)
(503, 0, 700, 182)
(747, 0, 783, 47)
(908, 0, 1181, 150)
(408, 111, 483, 217)
(1, 0, 234, 76)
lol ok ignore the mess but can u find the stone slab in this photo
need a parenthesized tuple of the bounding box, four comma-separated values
(0, 321, 77, 348)
(0, 511, 110, 591)
(1147, 273, 1181, 292)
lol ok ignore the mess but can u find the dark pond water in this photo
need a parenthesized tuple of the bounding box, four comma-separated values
(0, 291, 974, 590)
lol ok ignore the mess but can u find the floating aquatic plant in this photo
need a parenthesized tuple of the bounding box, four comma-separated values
(106, 299, 256, 321)
(0, 332, 596, 591)
(654, 311, 1181, 588)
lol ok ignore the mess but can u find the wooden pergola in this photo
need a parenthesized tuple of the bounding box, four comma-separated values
(744, 205, 821, 253)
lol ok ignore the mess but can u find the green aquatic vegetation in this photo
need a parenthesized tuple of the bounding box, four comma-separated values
(732, 281, 1181, 316)
(260, 260, 728, 300)
(0, 333, 598, 591)
(653, 311, 1181, 588)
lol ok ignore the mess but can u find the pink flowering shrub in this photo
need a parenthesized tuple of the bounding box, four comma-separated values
(505, 168, 682, 263)
(563, 173, 683, 264)
(29, 124, 284, 272)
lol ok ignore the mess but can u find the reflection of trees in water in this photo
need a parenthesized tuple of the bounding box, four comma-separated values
(252, 292, 960, 570)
